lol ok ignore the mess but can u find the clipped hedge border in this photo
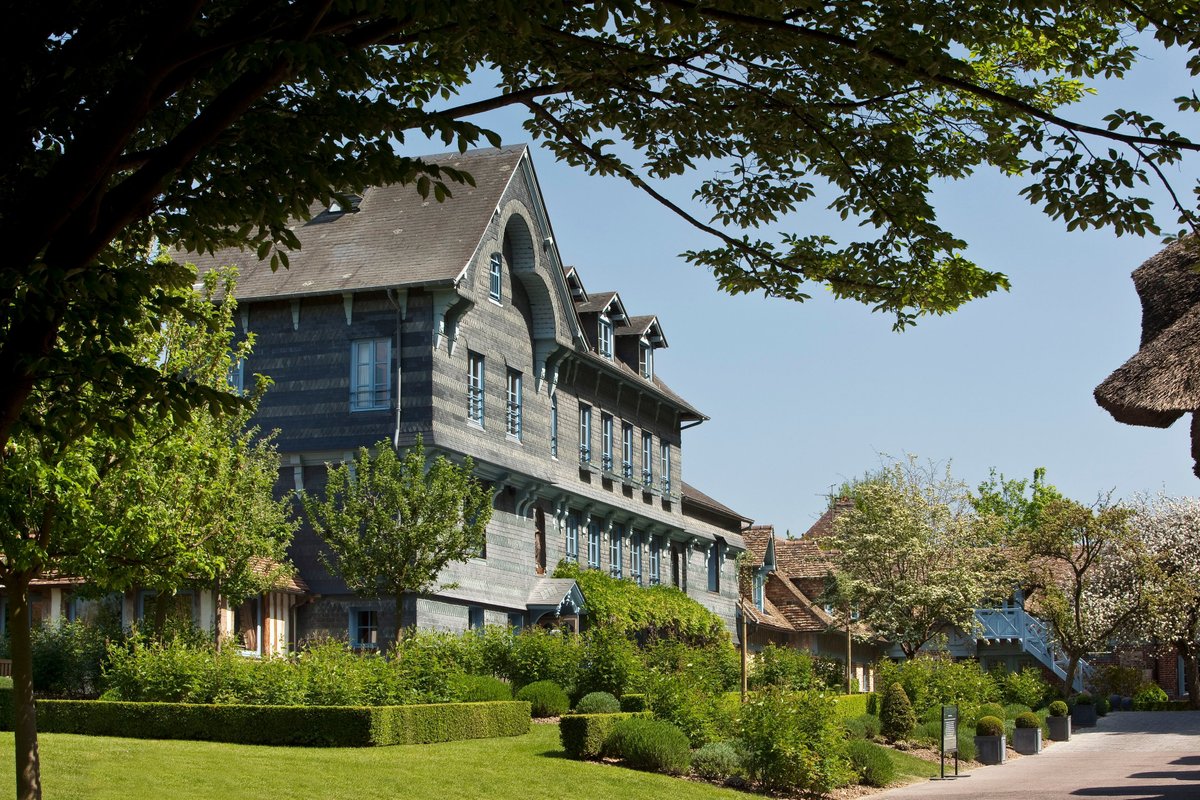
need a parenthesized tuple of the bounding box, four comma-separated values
(1134, 700, 1193, 712)
(560, 712, 645, 759)
(834, 693, 870, 719)
(618, 693, 647, 712)
(0, 689, 529, 747)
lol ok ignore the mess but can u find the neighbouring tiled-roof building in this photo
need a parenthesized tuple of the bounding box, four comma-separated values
(188, 144, 748, 647)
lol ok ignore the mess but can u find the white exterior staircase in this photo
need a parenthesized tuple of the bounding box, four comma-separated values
(974, 602, 1091, 692)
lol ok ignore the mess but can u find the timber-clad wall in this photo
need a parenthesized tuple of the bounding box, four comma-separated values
(242, 154, 743, 645)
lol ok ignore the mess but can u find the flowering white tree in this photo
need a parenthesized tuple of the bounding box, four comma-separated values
(1126, 494, 1200, 708)
(830, 457, 1013, 658)
(1020, 498, 1146, 694)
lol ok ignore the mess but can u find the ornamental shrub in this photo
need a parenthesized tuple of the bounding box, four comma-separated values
(866, 691, 879, 715)
(1132, 683, 1169, 710)
(516, 680, 570, 718)
(1003, 703, 1032, 719)
(1049, 700, 1069, 717)
(604, 717, 691, 774)
(691, 741, 744, 781)
(575, 691, 620, 714)
(975, 715, 1004, 737)
(1000, 667, 1052, 710)
(739, 688, 855, 795)
(1014, 711, 1040, 729)
(451, 674, 512, 702)
(844, 713, 881, 740)
(813, 655, 846, 690)
(877, 654, 998, 719)
(1092, 664, 1142, 698)
(619, 693, 647, 712)
(975, 702, 1006, 722)
(575, 627, 641, 699)
(1074, 691, 1094, 705)
(561, 712, 639, 759)
(846, 739, 896, 787)
(880, 683, 916, 742)
(641, 671, 736, 747)
(751, 644, 814, 690)
(31, 619, 114, 698)
(1095, 695, 1111, 716)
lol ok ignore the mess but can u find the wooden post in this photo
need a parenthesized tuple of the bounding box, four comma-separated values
(740, 605, 748, 702)
(846, 608, 853, 695)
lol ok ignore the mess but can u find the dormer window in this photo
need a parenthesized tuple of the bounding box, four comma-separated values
(639, 341, 653, 380)
(598, 317, 613, 359)
(489, 253, 502, 302)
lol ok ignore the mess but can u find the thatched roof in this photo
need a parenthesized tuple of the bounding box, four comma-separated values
(1094, 236, 1200, 475)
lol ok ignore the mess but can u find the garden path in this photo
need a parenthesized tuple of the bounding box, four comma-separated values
(873, 710, 1200, 800)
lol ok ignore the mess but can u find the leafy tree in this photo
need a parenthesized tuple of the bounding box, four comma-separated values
(972, 467, 1064, 544)
(1125, 494, 1200, 709)
(301, 437, 492, 644)
(829, 457, 1012, 657)
(1017, 497, 1145, 695)
(6, 2, 1200, 459)
(0, 269, 295, 799)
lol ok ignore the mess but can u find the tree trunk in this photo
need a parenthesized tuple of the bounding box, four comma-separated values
(1178, 639, 1199, 710)
(394, 594, 405, 649)
(7, 572, 42, 800)
(1064, 654, 1080, 696)
(153, 593, 169, 640)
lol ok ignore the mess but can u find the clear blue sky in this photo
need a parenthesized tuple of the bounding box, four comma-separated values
(406, 41, 1199, 536)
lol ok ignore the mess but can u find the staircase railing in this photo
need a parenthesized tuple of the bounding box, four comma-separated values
(975, 606, 1089, 692)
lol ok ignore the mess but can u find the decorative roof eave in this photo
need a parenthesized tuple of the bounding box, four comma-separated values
(526, 578, 586, 617)
(616, 315, 668, 349)
(564, 347, 706, 422)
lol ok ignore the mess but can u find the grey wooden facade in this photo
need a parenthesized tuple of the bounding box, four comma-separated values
(202, 145, 747, 647)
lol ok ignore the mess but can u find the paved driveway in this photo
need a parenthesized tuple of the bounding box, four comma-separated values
(873, 711, 1200, 800)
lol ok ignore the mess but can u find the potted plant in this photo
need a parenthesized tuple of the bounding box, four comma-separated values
(1072, 692, 1097, 727)
(973, 715, 1007, 765)
(1012, 711, 1042, 755)
(1047, 700, 1071, 741)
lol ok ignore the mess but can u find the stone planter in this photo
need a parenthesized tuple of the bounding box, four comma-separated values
(1109, 694, 1123, 711)
(1048, 715, 1071, 741)
(974, 734, 1007, 765)
(1012, 726, 1042, 755)
(1072, 703, 1098, 727)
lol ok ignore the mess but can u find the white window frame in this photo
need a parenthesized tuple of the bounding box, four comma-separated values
(649, 536, 661, 585)
(228, 357, 245, 395)
(550, 392, 559, 458)
(642, 431, 653, 486)
(598, 316, 613, 359)
(587, 521, 602, 568)
(630, 531, 642, 585)
(489, 253, 502, 302)
(639, 341, 653, 380)
(565, 511, 580, 562)
(601, 413, 614, 471)
(350, 608, 378, 649)
(609, 524, 624, 578)
(621, 421, 634, 479)
(350, 338, 391, 411)
(505, 369, 522, 439)
(753, 572, 765, 610)
(660, 441, 672, 494)
(467, 351, 485, 425)
(579, 404, 592, 465)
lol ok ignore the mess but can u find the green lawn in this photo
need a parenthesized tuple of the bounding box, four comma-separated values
(0, 724, 948, 799)
(885, 748, 944, 782)
(0, 725, 742, 800)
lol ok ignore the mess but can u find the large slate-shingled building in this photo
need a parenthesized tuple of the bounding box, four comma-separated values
(201, 145, 748, 648)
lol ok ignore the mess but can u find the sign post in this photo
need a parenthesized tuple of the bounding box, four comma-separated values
(932, 704, 961, 780)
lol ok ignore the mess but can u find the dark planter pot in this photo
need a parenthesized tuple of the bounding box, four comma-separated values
(1072, 703, 1098, 727)
(1109, 694, 1123, 711)
(1013, 726, 1042, 755)
(1048, 715, 1071, 741)
(974, 734, 1007, 765)
(1121, 696, 1134, 711)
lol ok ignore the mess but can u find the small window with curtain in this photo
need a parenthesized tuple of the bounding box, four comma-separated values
(350, 338, 390, 411)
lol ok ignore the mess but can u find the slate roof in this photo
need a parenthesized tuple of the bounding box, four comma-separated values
(185, 146, 529, 302)
(682, 481, 751, 523)
(575, 291, 624, 316)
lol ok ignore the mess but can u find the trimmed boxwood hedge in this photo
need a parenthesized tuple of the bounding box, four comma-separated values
(834, 693, 870, 719)
(560, 712, 645, 759)
(0, 689, 528, 747)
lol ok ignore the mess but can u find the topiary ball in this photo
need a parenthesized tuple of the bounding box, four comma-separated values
(976, 702, 1006, 721)
(1074, 692, 1094, 705)
(516, 680, 570, 717)
(1014, 711, 1041, 729)
(975, 715, 1004, 737)
(575, 691, 621, 714)
(1049, 700, 1069, 717)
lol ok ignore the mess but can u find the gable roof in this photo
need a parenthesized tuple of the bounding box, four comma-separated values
(773, 537, 835, 579)
(617, 315, 668, 348)
(185, 146, 528, 302)
(802, 498, 852, 540)
(1095, 236, 1200, 476)
(740, 524, 776, 567)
